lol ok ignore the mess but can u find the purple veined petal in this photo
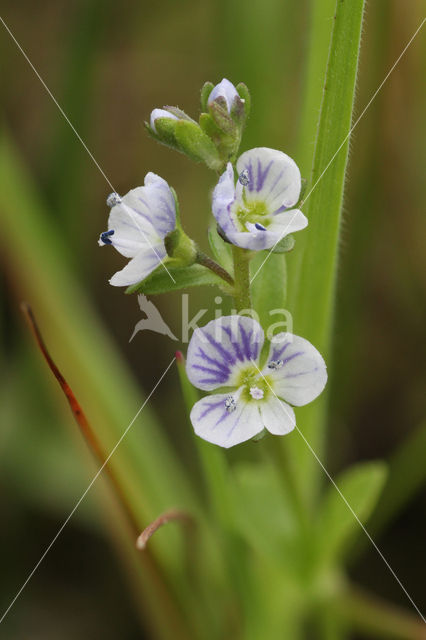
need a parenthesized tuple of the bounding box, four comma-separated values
(236, 148, 301, 211)
(212, 163, 239, 236)
(190, 390, 263, 448)
(123, 173, 176, 239)
(186, 315, 265, 391)
(259, 396, 295, 436)
(264, 333, 327, 406)
(207, 78, 239, 113)
(150, 108, 179, 134)
(109, 242, 166, 287)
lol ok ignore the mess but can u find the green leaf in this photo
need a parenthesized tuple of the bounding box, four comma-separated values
(284, 0, 366, 511)
(208, 225, 233, 273)
(291, 0, 366, 353)
(125, 263, 226, 295)
(316, 461, 387, 565)
(357, 421, 426, 555)
(250, 252, 287, 333)
(233, 461, 298, 568)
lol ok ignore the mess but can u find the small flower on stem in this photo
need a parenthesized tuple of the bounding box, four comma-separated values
(212, 147, 308, 250)
(207, 78, 240, 113)
(99, 173, 177, 287)
(186, 315, 327, 448)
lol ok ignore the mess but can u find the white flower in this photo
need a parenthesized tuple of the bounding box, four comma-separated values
(150, 109, 179, 134)
(212, 147, 308, 250)
(207, 78, 239, 113)
(186, 315, 327, 448)
(99, 173, 176, 287)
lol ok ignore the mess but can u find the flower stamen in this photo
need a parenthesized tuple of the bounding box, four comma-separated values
(224, 395, 236, 413)
(106, 192, 122, 208)
(267, 359, 284, 370)
(239, 169, 250, 186)
(100, 229, 115, 245)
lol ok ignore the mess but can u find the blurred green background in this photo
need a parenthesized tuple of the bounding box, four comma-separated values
(0, 0, 425, 637)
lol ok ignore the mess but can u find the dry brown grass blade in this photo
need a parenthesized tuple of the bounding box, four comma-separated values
(20, 302, 196, 640)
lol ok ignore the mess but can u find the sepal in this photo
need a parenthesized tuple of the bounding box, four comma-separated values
(164, 226, 197, 266)
(236, 83, 251, 118)
(270, 234, 295, 254)
(200, 82, 214, 112)
(208, 98, 236, 136)
(174, 120, 222, 169)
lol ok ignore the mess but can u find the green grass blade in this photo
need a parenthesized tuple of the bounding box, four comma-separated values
(0, 130, 200, 564)
(294, 0, 366, 353)
(285, 0, 366, 505)
(353, 422, 426, 561)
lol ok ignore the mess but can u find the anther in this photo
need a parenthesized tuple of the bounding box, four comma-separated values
(254, 222, 267, 231)
(100, 229, 115, 245)
(238, 169, 250, 187)
(224, 395, 236, 413)
(106, 192, 122, 208)
(267, 359, 284, 370)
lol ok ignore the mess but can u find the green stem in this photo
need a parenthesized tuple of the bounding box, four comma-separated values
(232, 245, 252, 311)
(195, 250, 235, 286)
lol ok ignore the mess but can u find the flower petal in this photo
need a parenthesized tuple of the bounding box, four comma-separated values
(190, 391, 263, 448)
(125, 173, 176, 238)
(267, 208, 308, 235)
(221, 209, 306, 250)
(259, 396, 295, 435)
(265, 333, 327, 406)
(108, 202, 157, 258)
(207, 78, 239, 112)
(212, 163, 238, 236)
(107, 173, 176, 258)
(186, 315, 264, 391)
(109, 243, 166, 287)
(236, 148, 301, 211)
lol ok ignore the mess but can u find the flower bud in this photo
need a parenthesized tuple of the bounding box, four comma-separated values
(199, 78, 251, 166)
(150, 108, 179, 134)
(207, 79, 239, 113)
(147, 105, 222, 170)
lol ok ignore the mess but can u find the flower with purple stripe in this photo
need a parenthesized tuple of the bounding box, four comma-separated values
(186, 316, 327, 448)
(212, 147, 308, 250)
(98, 172, 176, 287)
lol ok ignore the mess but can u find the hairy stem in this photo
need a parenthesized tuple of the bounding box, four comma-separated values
(195, 250, 235, 286)
(232, 245, 252, 311)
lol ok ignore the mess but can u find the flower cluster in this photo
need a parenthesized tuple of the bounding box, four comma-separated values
(99, 78, 327, 447)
